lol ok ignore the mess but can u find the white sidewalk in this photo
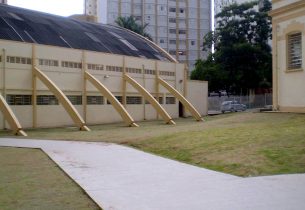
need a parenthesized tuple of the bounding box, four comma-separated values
(0, 138, 304, 210)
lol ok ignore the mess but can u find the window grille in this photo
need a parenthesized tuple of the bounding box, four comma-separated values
(107, 96, 122, 104)
(61, 61, 82, 69)
(87, 63, 104, 71)
(127, 96, 142, 104)
(37, 95, 59, 105)
(288, 33, 302, 70)
(106, 65, 123, 72)
(87, 96, 104, 105)
(67, 95, 82, 105)
(39, 59, 59, 67)
(144, 69, 156, 75)
(6, 56, 31, 65)
(6, 95, 32, 105)
(159, 71, 175, 76)
(166, 97, 175, 104)
(126, 67, 142, 74)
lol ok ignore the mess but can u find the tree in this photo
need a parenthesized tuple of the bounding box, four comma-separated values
(115, 16, 152, 40)
(192, 0, 272, 95)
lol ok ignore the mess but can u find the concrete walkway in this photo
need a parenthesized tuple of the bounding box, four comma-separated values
(0, 138, 304, 210)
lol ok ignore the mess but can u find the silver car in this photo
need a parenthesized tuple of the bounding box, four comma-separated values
(221, 101, 246, 113)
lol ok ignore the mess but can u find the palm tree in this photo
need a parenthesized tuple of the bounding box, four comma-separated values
(115, 16, 152, 40)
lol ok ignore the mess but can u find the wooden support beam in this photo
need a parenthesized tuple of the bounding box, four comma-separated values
(33, 67, 90, 131)
(0, 94, 27, 136)
(85, 71, 138, 127)
(158, 77, 203, 122)
(124, 74, 175, 125)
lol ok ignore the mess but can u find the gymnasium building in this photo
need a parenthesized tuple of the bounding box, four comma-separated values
(0, 4, 207, 136)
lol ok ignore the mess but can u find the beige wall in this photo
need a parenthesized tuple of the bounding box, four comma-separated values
(186, 80, 208, 116)
(271, 0, 305, 112)
(0, 40, 205, 129)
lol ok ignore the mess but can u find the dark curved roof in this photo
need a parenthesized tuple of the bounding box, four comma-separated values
(0, 4, 170, 61)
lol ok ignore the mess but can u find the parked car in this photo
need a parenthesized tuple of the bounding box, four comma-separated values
(209, 91, 220, 97)
(221, 101, 246, 113)
(219, 90, 227, 96)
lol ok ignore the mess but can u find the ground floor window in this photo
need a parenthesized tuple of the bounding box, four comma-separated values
(166, 97, 175, 104)
(87, 96, 104, 105)
(37, 95, 59, 105)
(127, 96, 142, 105)
(67, 95, 82, 105)
(6, 95, 32, 105)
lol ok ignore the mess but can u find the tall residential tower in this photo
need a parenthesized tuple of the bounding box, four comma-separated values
(85, 0, 211, 71)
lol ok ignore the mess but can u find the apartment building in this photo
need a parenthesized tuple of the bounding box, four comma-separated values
(85, 0, 211, 71)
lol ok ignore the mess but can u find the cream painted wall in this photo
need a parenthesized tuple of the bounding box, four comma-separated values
(0, 112, 4, 129)
(186, 80, 208, 116)
(0, 40, 207, 130)
(273, 5, 305, 110)
(273, 0, 301, 10)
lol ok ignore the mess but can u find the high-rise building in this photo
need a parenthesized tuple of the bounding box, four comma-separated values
(84, 0, 211, 71)
(0, 0, 7, 4)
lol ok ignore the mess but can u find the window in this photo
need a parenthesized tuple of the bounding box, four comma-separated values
(288, 32, 302, 70)
(87, 96, 104, 105)
(169, 29, 176, 34)
(127, 96, 142, 104)
(108, 96, 122, 104)
(191, 40, 196, 46)
(6, 95, 32, 105)
(144, 69, 156, 75)
(169, 18, 176, 23)
(39, 59, 59, 67)
(159, 71, 175, 76)
(166, 97, 175, 104)
(67, 95, 82, 105)
(7, 56, 31, 65)
(126, 67, 142, 74)
(169, 40, 176, 44)
(61, 61, 82, 69)
(178, 29, 186, 35)
(106, 65, 123, 72)
(145, 97, 162, 104)
(37, 95, 59, 105)
(160, 39, 165, 44)
(169, 8, 176, 12)
(87, 63, 104, 71)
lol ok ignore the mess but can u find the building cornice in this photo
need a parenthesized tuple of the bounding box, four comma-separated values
(269, 1, 305, 17)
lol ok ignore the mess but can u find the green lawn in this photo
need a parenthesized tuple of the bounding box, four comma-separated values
(1, 112, 305, 177)
(0, 147, 101, 210)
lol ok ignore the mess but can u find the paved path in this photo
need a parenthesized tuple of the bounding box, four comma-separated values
(0, 138, 304, 210)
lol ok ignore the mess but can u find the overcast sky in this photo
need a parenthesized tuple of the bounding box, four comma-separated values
(8, 0, 84, 16)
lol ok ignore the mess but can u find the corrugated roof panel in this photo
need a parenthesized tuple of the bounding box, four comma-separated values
(0, 4, 171, 62)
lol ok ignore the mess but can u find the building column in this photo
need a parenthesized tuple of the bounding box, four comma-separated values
(31, 44, 37, 128)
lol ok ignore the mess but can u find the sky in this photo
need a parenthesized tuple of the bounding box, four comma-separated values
(8, 0, 84, 17)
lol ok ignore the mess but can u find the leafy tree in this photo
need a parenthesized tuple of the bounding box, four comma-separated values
(192, 0, 272, 95)
(115, 16, 152, 40)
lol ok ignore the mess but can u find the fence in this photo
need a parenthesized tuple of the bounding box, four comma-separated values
(208, 93, 272, 111)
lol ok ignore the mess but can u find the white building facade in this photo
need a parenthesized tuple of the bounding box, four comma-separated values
(85, 0, 211, 72)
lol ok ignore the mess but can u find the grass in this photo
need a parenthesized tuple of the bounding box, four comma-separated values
(0, 147, 101, 210)
(1, 112, 305, 177)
